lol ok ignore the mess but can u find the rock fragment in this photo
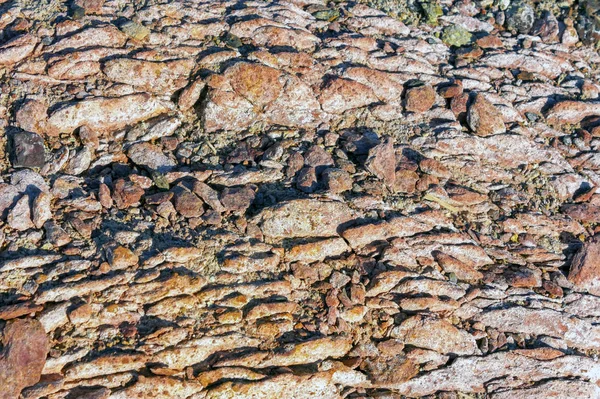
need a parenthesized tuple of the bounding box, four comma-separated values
(0, 319, 49, 399)
(127, 143, 176, 173)
(404, 84, 436, 113)
(103, 58, 195, 95)
(8, 195, 34, 231)
(47, 94, 172, 134)
(392, 315, 479, 355)
(391, 353, 600, 396)
(365, 137, 395, 185)
(10, 131, 45, 168)
(319, 77, 378, 114)
(173, 191, 204, 218)
(107, 246, 139, 270)
(113, 179, 144, 209)
(323, 168, 353, 193)
(255, 199, 358, 240)
(546, 100, 600, 125)
(0, 34, 37, 65)
(506, 1, 535, 33)
(220, 186, 255, 213)
(568, 235, 600, 296)
(32, 191, 52, 229)
(467, 93, 506, 136)
(15, 100, 49, 135)
(286, 237, 350, 263)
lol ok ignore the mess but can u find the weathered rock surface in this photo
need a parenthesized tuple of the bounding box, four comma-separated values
(47, 94, 172, 134)
(568, 235, 600, 295)
(255, 199, 359, 240)
(467, 93, 506, 136)
(0, 319, 49, 399)
(0, 1, 599, 398)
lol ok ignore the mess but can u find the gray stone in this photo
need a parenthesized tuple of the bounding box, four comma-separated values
(10, 131, 45, 168)
(128, 143, 176, 173)
(506, 1, 535, 33)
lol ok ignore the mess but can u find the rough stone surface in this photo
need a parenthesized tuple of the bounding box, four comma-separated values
(365, 137, 396, 186)
(0, 1, 599, 398)
(10, 131, 45, 168)
(0, 319, 49, 399)
(393, 315, 479, 355)
(47, 94, 172, 134)
(405, 84, 436, 113)
(467, 93, 506, 136)
(568, 235, 600, 295)
(128, 143, 176, 173)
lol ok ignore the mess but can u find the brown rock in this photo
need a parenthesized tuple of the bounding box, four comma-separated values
(419, 158, 451, 179)
(67, 303, 93, 324)
(545, 101, 600, 125)
(144, 191, 173, 205)
(286, 151, 304, 178)
(0, 302, 43, 320)
(467, 93, 506, 136)
(113, 179, 144, 209)
(203, 83, 255, 133)
(405, 84, 435, 113)
(220, 186, 255, 213)
(107, 246, 139, 269)
(450, 92, 469, 121)
(322, 168, 353, 193)
(393, 169, 419, 194)
(456, 45, 484, 60)
(178, 79, 206, 111)
(98, 183, 112, 209)
(568, 235, 600, 295)
(438, 82, 463, 99)
(475, 35, 503, 48)
(15, 100, 49, 135)
(0, 34, 38, 65)
(156, 201, 176, 219)
(531, 11, 559, 43)
(365, 136, 395, 185)
(47, 94, 173, 135)
(286, 237, 350, 263)
(296, 167, 317, 193)
(221, 252, 280, 274)
(543, 280, 563, 297)
(44, 220, 71, 247)
(392, 315, 479, 355)
(173, 191, 204, 218)
(330, 271, 351, 289)
(32, 191, 52, 229)
(362, 355, 419, 385)
(0, 319, 49, 399)
(192, 181, 225, 213)
(255, 199, 359, 240)
(504, 267, 542, 288)
(103, 58, 194, 95)
(318, 77, 378, 114)
(228, 62, 283, 108)
(303, 145, 333, 171)
(74, 0, 105, 13)
(8, 195, 34, 231)
(432, 251, 483, 282)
